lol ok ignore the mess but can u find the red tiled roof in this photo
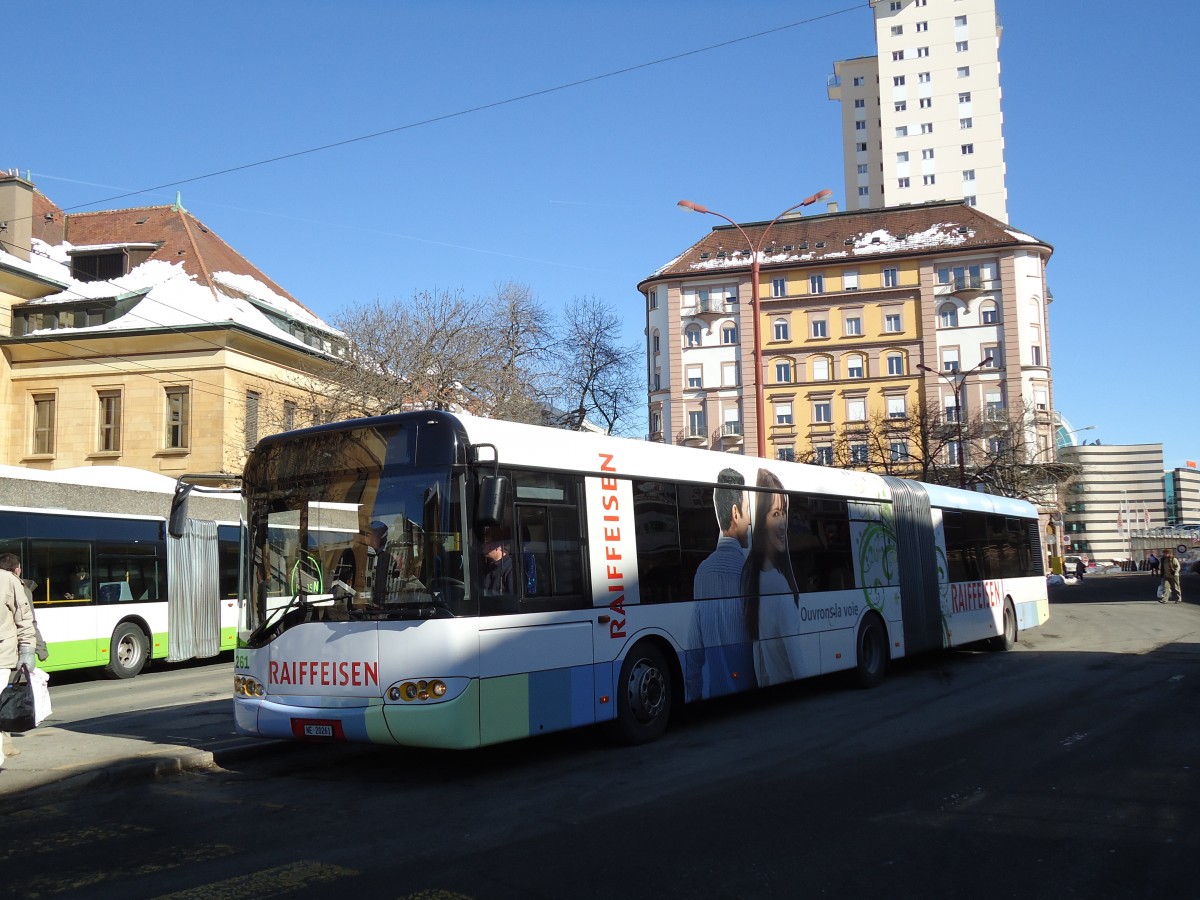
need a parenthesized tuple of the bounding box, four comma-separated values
(61, 204, 314, 315)
(640, 201, 1050, 288)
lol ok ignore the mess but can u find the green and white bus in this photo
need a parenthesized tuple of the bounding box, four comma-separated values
(0, 465, 239, 678)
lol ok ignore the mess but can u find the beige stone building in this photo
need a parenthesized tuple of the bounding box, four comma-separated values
(639, 200, 1054, 473)
(0, 172, 341, 478)
(828, 0, 1008, 222)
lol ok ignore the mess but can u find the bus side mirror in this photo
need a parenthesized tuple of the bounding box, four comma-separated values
(168, 482, 192, 539)
(476, 475, 509, 528)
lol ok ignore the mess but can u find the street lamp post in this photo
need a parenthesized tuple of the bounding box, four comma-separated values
(678, 191, 833, 459)
(917, 357, 992, 489)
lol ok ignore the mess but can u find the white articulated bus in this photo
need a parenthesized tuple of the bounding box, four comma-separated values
(197, 411, 1047, 748)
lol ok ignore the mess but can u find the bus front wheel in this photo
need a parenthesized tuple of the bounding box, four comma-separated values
(854, 614, 888, 689)
(611, 642, 672, 745)
(104, 622, 149, 680)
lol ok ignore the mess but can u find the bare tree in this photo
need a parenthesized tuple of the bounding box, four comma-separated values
(545, 296, 642, 435)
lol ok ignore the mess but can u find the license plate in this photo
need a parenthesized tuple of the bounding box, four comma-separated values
(303, 724, 334, 738)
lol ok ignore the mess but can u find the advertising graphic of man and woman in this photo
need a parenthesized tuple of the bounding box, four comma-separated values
(687, 467, 803, 700)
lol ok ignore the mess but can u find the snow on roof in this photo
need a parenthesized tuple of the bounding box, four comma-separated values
(10, 239, 342, 348)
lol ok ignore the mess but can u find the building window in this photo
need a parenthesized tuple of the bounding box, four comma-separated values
(773, 319, 790, 341)
(962, 143, 974, 155)
(898, 177, 910, 188)
(32, 394, 55, 455)
(858, 186, 870, 197)
(921, 123, 933, 134)
(688, 410, 706, 437)
(685, 325, 702, 347)
(853, 75, 866, 86)
(857, 163, 869, 175)
(917, 47, 929, 57)
(771, 277, 787, 298)
(887, 395, 907, 418)
(922, 148, 935, 159)
(815, 446, 834, 466)
(916, 21, 928, 32)
(813, 401, 832, 423)
(963, 169, 976, 181)
(981, 303, 998, 324)
(948, 441, 963, 465)
(1032, 345, 1043, 366)
(959, 91, 972, 103)
(919, 72, 931, 83)
(960, 118, 973, 129)
(895, 101, 907, 113)
(939, 304, 959, 328)
(845, 317, 863, 336)
(721, 324, 738, 344)
(811, 319, 828, 339)
(647, 289, 658, 310)
(99, 390, 122, 452)
(957, 66, 970, 78)
(891, 25, 903, 35)
(897, 151, 909, 163)
(887, 353, 905, 375)
(955, 14, 967, 25)
(812, 357, 831, 381)
(777, 447, 796, 462)
(843, 271, 859, 291)
(890, 441, 909, 462)
(850, 444, 870, 464)
(855, 120, 867, 131)
(885, 313, 902, 333)
(956, 41, 969, 52)
(283, 400, 297, 431)
(847, 398, 866, 422)
(687, 366, 703, 389)
(892, 50, 904, 61)
(722, 361, 738, 387)
(964, 195, 977, 207)
(883, 268, 899, 288)
(652, 333, 660, 353)
(847, 355, 865, 378)
(889, 1, 901, 10)
(245, 391, 261, 451)
(856, 142, 868, 152)
(920, 97, 932, 109)
(809, 274, 825, 294)
(981, 347, 1000, 368)
(775, 402, 794, 425)
(165, 387, 190, 449)
(895, 126, 908, 138)
(775, 361, 793, 383)
(854, 98, 866, 108)
(923, 174, 936, 185)
(942, 348, 960, 373)
(893, 75, 906, 87)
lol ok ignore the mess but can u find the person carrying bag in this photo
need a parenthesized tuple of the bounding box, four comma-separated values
(0, 552, 38, 768)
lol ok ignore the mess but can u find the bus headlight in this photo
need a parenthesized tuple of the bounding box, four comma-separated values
(234, 675, 264, 697)
(387, 679, 449, 703)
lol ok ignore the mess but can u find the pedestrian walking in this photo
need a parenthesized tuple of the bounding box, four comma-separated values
(0, 552, 38, 768)
(1159, 550, 1183, 604)
(1074, 558, 1086, 582)
(1148, 552, 1160, 577)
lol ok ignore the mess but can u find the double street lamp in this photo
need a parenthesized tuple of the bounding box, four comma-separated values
(678, 191, 833, 459)
(917, 357, 993, 489)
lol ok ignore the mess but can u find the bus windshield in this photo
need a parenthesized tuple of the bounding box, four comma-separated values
(241, 420, 468, 641)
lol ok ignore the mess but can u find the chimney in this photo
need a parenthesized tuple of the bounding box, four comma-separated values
(827, 201, 839, 214)
(0, 170, 34, 262)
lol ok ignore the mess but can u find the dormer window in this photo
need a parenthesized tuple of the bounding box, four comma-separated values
(67, 243, 158, 282)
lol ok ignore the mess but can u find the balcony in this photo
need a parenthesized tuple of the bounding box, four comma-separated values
(933, 276, 994, 302)
(715, 421, 744, 447)
(677, 427, 709, 448)
(684, 298, 735, 319)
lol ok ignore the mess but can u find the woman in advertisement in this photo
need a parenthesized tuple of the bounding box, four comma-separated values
(741, 469, 803, 686)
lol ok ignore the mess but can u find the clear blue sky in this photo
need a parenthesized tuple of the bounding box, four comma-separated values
(10, 1, 1198, 468)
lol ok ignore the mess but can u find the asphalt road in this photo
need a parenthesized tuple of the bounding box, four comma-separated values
(1, 572, 1195, 899)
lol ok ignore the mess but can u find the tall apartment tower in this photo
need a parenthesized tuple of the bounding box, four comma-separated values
(828, 0, 1008, 222)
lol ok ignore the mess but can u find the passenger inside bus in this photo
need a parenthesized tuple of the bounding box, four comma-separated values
(64, 568, 91, 600)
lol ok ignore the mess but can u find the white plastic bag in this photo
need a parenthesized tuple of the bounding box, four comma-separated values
(1156, 583, 1165, 600)
(29, 667, 51, 726)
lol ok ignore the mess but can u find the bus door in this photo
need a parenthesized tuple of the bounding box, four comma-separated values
(477, 470, 596, 743)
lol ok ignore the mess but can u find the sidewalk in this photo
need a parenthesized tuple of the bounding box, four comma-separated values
(0, 683, 285, 801)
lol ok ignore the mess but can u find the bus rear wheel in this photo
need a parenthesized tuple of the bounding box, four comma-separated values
(104, 622, 149, 680)
(854, 614, 888, 689)
(611, 642, 672, 745)
(989, 599, 1017, 652)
